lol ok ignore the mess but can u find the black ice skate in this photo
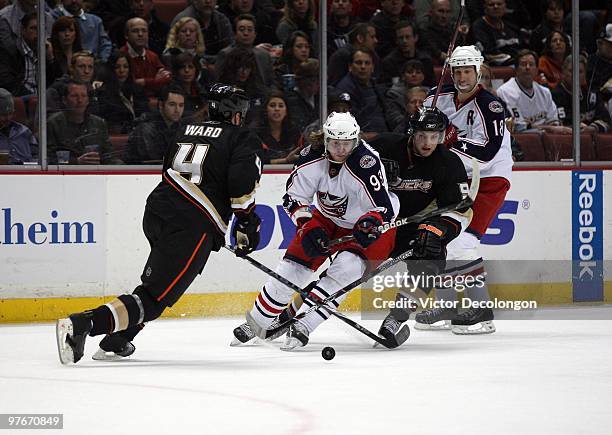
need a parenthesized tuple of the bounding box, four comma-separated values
(56, 312, 93, 364)
(414, 307, 458, 331)
(92, 334, 136, 361)
(230, 321, 256, 346)
(451, 307, 496, 335)
(377, 314, 410, 343)
(280, 322, 309, 351)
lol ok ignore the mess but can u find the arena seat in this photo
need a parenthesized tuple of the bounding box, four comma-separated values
(490, 66, 514, 82)
(594, 133, 612, 161)
(542, 133, 596, 161)
(513, 133, 545, 161)
(153, 0, 188, 25)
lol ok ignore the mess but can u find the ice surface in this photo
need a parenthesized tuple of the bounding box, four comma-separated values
(1, 310, 611, 435)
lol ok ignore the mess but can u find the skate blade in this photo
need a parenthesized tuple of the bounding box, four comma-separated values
(451, 321, 496, 335)
(92, 348, 129, 361)
(280, 337, 304, 351)
(414, 320, 451, 331)
(56, 318, 75, 365)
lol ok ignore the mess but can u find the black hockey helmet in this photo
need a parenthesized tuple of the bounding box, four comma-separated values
(208, 83, 250, 125)
(407, 107, 449, 135)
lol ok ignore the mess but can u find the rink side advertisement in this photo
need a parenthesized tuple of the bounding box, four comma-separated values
(0, 170, 610, 322)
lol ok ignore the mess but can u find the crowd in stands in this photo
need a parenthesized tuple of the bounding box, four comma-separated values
(1, 0, 612, 165)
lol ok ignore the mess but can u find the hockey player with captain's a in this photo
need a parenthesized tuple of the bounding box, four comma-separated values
(418, 45, 514, 334)
(367, 106, 473, 341)
(232, 111, 402, 350)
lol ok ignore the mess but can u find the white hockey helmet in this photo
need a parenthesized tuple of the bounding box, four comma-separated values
(448, 45, 484, 77)
(323, 111, 360, 161)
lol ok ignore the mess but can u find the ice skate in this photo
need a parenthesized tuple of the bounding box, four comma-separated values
(56, 312, 93, 364)
(280, 321, 309, 351)
(230, 321, 256, 346)
(451, 307, 496, 335)
(414, 307, 458, 330)
(377, 314, 405, 342)
(92, 334, 136, 361)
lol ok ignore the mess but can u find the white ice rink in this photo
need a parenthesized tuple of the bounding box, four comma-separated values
(1, 312, 611, 435)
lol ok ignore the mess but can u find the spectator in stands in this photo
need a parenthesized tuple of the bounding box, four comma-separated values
(47, 50, 95, 114)
(172, 0, 233, 56)
(218, 0, 280, 46)
(108, 0, 170, 57)
(47, 80, 119, 164)
(392, 85, 428, 133)
(414, 0, 471, 30)
(170, 52, 206, 118)
(93, 51, 149, 134)
(51, 0, 111, 61)
(552, 55, 611, 134)
(466, 0, 532, 38)
(121, 18, 171, 97)
(382, 21, 434, 86)
(276, 0, 318, 54)
(529, 0, 565, 55)
(327, 0, 360, 57)
(162, 17, 207, 65)
(334, 48, 394, 134)
(216, 14, 275, 89)
(586, 25, 612, 101)
(537, 30, 571, 89)
(386, 60, 427, 128)
(0, 88, 37, 164)
(274, 30, 311, 88)
(418, 0, 470, 66)
(328, 22, 381, 85)
(255, 90, 301, 164)
(471, 0, 522, 66)
(0, 0, 54, 42)
(0, 13, 53, 97)
(124, 85, 185, 164)
(216, 46, 269, 124)
(497, 50, 570, 134)
(371, 0, 413, 59)
(284, 58, 319, 133)
(49, 16, 83, 82)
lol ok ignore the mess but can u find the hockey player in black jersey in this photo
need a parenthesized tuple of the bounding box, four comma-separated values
(368, 107, 472, 342)
(55, 84, 263, 364)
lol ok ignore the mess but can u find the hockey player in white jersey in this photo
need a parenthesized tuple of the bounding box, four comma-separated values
(420, 45, 513, 334)
(232, 112, 399, 350)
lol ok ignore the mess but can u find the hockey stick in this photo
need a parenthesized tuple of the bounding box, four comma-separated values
(328, 158, 480, 247)
(430, 0, 466, 109)
(226, 247, 411, 349)
(240, 249, 415, 348)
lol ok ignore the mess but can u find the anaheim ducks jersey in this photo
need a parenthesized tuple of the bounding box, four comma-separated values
(424, 84, 513, 182)
(496, 77, 559, 128)
(283, 141, 399, 229)
(157, 120, 262, 235)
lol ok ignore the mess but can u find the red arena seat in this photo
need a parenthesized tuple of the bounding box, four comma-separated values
(513, 133, 545, 161)
(595, 133, 612, 161)
(153, 0, 188, 25)
(542, 133, 596, 161)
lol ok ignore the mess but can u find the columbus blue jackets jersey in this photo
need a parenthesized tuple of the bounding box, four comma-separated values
(283, 141, 399, 229)
(425, 84, 513, 182)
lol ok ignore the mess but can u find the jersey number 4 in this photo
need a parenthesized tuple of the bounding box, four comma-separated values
(172, 143, 210, 184)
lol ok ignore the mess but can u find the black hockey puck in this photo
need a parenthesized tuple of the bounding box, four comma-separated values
(322, 346, 336, 360)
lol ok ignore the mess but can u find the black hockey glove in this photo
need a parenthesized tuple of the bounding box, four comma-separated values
(301, 226, 330, 258)
(353, 212, 383, 248)
(409, 218, 455, 260)
(381, 158, 401, 187)
(232, 211, 261, 257)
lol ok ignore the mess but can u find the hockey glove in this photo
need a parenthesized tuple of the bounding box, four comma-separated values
(381, 158, 401, 187)
(409, 218, 457, 260)
(301, 226, 330, 258)
(233, 211, 261, 257)
(353, 212, 383, 248)
(443, 123, 458, 147)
